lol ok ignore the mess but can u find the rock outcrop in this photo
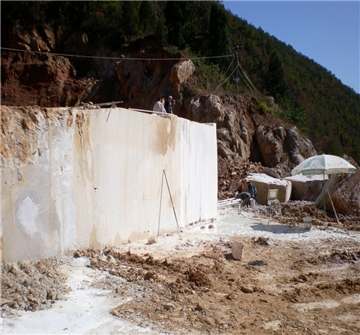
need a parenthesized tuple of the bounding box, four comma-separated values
(2, 26, 96, 107)
(182, 93, 318, 198)
(115, 56, 195, 109)
(184, 94, 316, 172)
(188, 95, 257, 162)
(256, 125, 316, 167)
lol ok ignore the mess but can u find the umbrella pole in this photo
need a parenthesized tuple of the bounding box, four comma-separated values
(327, 190, 340, 225)
(323, 173, 326, 212)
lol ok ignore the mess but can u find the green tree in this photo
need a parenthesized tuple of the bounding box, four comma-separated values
(208, 3, 230, 64)
(155, 12, 168, 46)
(164, 2, 186, 48)
(266, 51, 288, 100)
(139, 1, 156, 35)
(122, 2, 140, 39)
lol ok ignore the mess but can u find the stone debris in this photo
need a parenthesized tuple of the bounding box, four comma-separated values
(1, 258, 68, 316)
(253, 200, 360, 230)
(231, 241, 244, 260)
(146, 236, 157, 245)
(218, 159, 263, 199)
(252, 236, 270, 246)
(248, 260, 267, 267)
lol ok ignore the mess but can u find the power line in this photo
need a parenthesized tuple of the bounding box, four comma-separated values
(1, 47, 234, 61)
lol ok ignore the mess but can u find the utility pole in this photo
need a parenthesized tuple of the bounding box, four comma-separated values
(234, 44, 258, 94)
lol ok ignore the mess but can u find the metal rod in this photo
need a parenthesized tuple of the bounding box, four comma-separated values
(106, 111, 111, 122)
(157, 172, 164, 237)
(96, 101, 123, 107)
(129, 108, 172, 118)
(163, 169, 180, 232)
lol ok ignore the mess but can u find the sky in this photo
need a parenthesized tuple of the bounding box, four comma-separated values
(223, 1, 360, 93)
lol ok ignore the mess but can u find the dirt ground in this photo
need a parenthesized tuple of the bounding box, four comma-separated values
(2, 210, 360, 334)
(75, 234, 360, 334)
(1, 258, 69, 316)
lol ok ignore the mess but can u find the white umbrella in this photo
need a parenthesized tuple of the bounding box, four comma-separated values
(291, 154, 356, 176)
(291, 154, 357, 224)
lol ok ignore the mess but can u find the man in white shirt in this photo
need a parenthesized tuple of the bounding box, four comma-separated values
(153, 97, 166, 113)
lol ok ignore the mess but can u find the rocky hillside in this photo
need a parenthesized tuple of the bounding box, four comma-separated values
(0, 24, 318, 198)
(2, 1, 359, 162)
(2, 2, 359, 201)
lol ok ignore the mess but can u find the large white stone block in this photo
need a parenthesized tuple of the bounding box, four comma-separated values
(1, 107, 217, 261)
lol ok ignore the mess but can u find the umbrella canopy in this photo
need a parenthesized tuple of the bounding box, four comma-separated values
(291, 154, 356, 176)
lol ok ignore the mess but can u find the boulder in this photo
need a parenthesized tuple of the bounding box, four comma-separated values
(190, 94, 225, 123)
(231, 241, 244, 261)
(330, 170, 360, 216)
(285, 174, 327, 201)
(115, 56, 194, 109)
(170, 59, 195, 92)
(246, 173, 292, 205)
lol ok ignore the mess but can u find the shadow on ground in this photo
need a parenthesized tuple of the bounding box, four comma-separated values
(251, 223, 311, 234)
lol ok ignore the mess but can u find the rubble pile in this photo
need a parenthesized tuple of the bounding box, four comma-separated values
(269, 201, 360, 230)
(277, 201, 332, 222)
(1, 258, 68, 315)
(218, 158, 262, 199)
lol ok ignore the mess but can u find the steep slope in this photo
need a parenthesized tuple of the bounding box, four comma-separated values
(1, 1, 359, 161)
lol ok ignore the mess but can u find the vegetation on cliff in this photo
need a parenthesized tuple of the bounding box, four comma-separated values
(2, 1, 360, 161)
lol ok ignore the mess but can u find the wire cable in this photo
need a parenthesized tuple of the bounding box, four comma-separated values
(221, 56, 235, 79)
(214, 64, 239, 91)
(1, 47, 234, 61)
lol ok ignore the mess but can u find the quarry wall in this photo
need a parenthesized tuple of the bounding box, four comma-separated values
(1, 107, 217, 262)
